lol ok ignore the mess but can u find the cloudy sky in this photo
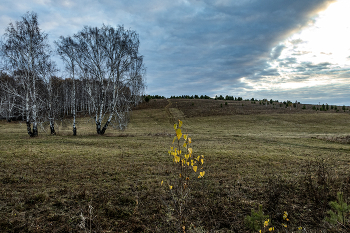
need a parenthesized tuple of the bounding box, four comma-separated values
(0, 0, 349, 105)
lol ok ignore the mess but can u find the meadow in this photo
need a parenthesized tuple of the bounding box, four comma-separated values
(0, 99, 350, 232)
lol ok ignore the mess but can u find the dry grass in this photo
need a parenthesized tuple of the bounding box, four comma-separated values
(0, 99, 350, 232)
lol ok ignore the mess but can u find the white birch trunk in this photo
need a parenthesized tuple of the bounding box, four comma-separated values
(72, 62, 77, 136)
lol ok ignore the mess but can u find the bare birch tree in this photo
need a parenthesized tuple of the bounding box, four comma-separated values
(62, 25, 145, 135)
(0, 11, 57, 136)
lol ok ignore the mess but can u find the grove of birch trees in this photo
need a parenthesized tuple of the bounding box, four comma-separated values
(0, 12, 145, 136)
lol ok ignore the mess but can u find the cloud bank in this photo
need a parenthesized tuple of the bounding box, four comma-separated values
(0, 0, 349, 105)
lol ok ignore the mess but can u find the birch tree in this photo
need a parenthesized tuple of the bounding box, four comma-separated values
(55, 36, 78, 135)
(64, 25, 145, 135)
(99, 25, 145, 133)
(0, 73, 17, 121)
(0, 11, 57, 136)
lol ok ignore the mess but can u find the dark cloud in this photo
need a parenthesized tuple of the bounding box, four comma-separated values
(270, 44, 286, 60)
(258, 68, 280, 76)
(304, 62, 332, 70)
(278, 57, 297, 67)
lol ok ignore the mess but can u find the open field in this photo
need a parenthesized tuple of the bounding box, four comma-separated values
(0, 99, 350, 232)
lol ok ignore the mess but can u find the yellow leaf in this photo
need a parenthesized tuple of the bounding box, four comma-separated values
(191, 160, 194, 166)
(179, 150, 182, 155)
(187, 162, 189, 166)
(193, 166, 197, 172)
(188, 148, 192, 154)
(179, 120, 183, 128)
(169, 185, 173, 190)
(179, 173, 181, 177)
(176, 129, 182, 140)
(173, 124, 177, 130)
(184, 134, 187, 140)
(188, 138, 191, 143)
(200, 171, 205, 177)
(185, 154, 189, 159)
(175, 155, 180, 163)
(201, 159, 204, 165)
(196, 156, 200, 161)
(172, 136, 176, 144)
(161, 180, 163, 186)
(183, 142, 187, 148)
(201, 155, 204, 158)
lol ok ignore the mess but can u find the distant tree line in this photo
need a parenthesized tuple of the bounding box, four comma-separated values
(311, 104, 347, 112)
(144, 95, 165, 102)
(144, 93, 349, 113)
(170, 95, 211, 99)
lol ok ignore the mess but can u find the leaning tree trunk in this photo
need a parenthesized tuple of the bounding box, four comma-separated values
(100, 75, 119, 135)
(100, 113, 113, 135)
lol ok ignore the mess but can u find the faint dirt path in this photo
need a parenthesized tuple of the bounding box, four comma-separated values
(165, 99, 185, 124)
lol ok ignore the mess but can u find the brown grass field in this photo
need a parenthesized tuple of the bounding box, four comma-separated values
(0, 99, 350, 232)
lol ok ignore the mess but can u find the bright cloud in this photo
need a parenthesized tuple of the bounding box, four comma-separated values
(241, 0, 350, 104)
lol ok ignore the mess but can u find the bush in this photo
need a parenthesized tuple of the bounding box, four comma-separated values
(325, 192, 350, 227)
(162, 120, 205, 230)
(244, 205, 270, 231)
(225, 102, 228, 106)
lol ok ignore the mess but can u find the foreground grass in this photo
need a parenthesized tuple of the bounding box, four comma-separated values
(0, 105, 350, 232)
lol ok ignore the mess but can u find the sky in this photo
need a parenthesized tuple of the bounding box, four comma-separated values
(0, 0, 349, 105)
